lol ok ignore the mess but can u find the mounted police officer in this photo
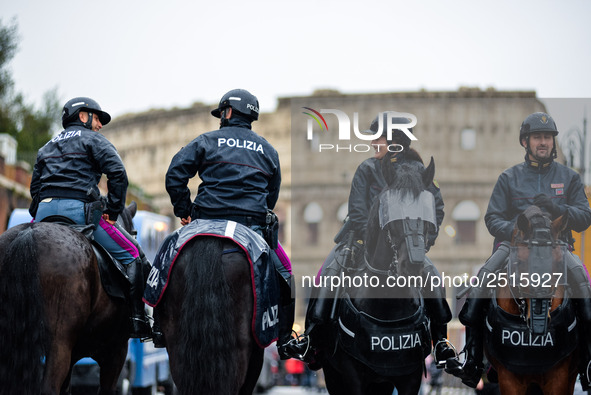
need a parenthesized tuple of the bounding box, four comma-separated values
(454, 112, 591, 388)
(285, 112, 458, 369)
(163, 89, 295, 356)
(29, 97, 152, 339)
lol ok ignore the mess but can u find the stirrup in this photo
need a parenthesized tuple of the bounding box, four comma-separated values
(581, 360, 591, 390)
(433, 338, 459, 368)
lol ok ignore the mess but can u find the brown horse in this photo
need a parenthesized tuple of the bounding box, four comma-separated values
(0, 203, 138, 395)
(484, 206, 579, 394)
(155, 235, 264, 394)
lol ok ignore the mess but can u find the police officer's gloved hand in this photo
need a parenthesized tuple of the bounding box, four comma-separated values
(533, 193, 563, 219)
(352, 239, 365, 266)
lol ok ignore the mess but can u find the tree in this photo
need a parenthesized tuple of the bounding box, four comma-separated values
(0, 19, 60, 166)
(16, 89, 60, 165)
(0, 18, 19, 137)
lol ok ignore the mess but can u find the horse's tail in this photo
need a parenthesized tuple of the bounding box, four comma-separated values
(0, 226, 46, 394)
(178, 237, 239, 394)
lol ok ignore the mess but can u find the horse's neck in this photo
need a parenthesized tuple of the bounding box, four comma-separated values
(496, 286, 566, 316)
(350, 280, 422, 320)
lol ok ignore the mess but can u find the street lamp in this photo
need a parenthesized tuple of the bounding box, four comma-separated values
(561, 121, 587, 185)
(560, 114, 588, 265)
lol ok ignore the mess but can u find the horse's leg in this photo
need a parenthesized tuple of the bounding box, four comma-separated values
(323, 362, 362, 395)
(238, 346, 264, 395)
(95, 339, 129, 395)
(391, 367, 423, 395)
(222, 247, 263, 394)
(537, 355, 578, 395)
(366, 382, 395, 395)
(41, 280, 84, 394)
(495, 365, 529, 395)
(41, 337, 74, 395)
(59, 367, 73, 395)
(158, 273, 183, 390)
(322, 355, 366, 395)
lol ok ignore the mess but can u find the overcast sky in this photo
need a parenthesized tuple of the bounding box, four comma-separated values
(3, 0, 591, 120)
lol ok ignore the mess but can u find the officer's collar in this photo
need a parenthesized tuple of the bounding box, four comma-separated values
(221, 115, 252, 129)
(525, 153, 552, 169)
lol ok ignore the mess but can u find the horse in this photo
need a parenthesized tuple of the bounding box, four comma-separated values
(154, 235, 264, 394)
(0, 203, 139, 395)
(315, 159, 440, 395)
(484, 205, 579, 394)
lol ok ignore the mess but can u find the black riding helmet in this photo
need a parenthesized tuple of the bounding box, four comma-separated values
(211, 89, 260, 121)
(519, 112, 559, 161)
(62, 97, 111, 129)
(363, 112, 414, 150)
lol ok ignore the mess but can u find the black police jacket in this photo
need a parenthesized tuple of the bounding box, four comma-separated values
(165, 117, 281, 220)
(29, 124, 128, 220)
(485, 157, 591, 247)
(347, 149, 444, 247)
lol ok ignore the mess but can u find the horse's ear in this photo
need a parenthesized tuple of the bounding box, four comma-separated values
(516, 213, 530, 233)
(127, 201, 137, 218)
(422, 157, 435, 188)
(551, 214, 568, 237)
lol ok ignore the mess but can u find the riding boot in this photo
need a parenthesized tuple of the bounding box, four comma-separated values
(127, 257, 152, 339)
(282, 251, 341, 365)
(574, 298, 591, 390)
(459, 242, 510, 326)
(564, 251, 591, 389)
(577, 318, 591, 390)
(276, 274, 297, 360)
(151, 310, 166, 348)
(422, 286, 458, 370)
(445, 325, 484, 388)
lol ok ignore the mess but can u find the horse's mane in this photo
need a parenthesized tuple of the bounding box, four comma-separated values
(514, 205, 552, 241)
(381, 151, 426, 200)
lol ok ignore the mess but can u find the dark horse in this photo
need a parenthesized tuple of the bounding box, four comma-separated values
(155, 235, 264, 394)
(484, 206, 578, 394)
(0, 203, 139, 395)
(316, 159, 439, 395)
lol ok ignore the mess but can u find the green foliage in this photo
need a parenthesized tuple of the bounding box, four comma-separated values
(16, 89, 61, 165)
(0, 18, 61, 166)
(0, 18, 19, 137)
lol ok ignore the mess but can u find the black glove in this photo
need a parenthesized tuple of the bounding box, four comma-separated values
(352, 239, 365, 266)
(533, 193, 562, 219)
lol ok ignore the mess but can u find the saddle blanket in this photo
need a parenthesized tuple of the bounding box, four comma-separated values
(143, 219, 280, 347)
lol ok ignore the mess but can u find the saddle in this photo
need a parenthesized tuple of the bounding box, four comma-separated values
(40, 215, 129, 300)
(336, 294, 431, 376)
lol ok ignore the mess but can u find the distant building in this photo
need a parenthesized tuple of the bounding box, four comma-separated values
(0, 134, 17, 165)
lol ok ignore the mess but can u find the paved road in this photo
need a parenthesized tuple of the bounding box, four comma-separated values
(263, 383, 591, 395)
(264, 385, 476, 394)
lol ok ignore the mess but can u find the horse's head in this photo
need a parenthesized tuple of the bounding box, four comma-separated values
(117, 201, 138, 235)
(507, 205, 568, 334)
(511, 206, 568, 296)
(365, 158, 437, 277)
